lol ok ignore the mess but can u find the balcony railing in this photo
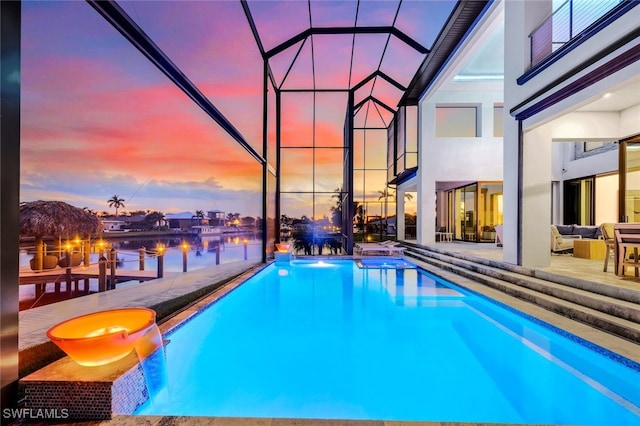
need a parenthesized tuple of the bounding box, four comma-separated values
(529, 0, 623, 67)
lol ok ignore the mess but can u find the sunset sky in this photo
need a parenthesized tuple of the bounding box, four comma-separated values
(20, 0, 454, 219)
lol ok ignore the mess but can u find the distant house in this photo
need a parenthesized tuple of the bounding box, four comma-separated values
(367, 216, 396, 236)
(166, 212, 209, 231)
(101, 218, 127, 232)
(122, 215, 146, 231)
(207, 210, 226, 227)
(101, 215, 147, 232)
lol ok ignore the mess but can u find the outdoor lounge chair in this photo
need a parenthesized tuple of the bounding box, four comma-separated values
(551, 225, 579, 253)
(355, 241, 404, 256)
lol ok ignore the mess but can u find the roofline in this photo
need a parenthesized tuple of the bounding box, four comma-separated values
(399, 0, 492, 106)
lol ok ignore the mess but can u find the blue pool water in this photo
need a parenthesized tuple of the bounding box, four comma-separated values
(136, 259, 640, 424)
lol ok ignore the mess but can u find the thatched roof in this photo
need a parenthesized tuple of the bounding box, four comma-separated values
(20, 201, 104, 237)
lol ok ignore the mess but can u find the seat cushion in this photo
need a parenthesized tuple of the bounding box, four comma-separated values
(572, 226, 598, 239)
(555, 224, 574, 235)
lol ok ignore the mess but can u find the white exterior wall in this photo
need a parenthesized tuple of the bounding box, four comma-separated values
(415, 0, 505, 247)
(423, 90, 504, 181)
(558, 145, 618, 182)
(621, 104, 640, 137)
(553, 112, 622, 140)
(417, 89, 503, 245)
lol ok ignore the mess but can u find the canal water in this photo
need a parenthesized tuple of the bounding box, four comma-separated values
(19, 233, 263, 310)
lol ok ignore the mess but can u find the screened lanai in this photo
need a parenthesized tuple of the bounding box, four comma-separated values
(2, 0, 493, 405)
(14, 0, 489, 259)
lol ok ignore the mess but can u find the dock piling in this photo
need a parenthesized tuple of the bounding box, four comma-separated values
(157, 251, 164, 278)
(109, 249, 117, 290)
(139, 247, 145, 271)
(98, 256, 107, 292)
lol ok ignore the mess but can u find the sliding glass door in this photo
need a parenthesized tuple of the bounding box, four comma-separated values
(625, 141, 640, 223)
(448, 182, 502, 242)
(563, 177, 594, 225)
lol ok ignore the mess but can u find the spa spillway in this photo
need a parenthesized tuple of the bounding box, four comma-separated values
(46, 307, 162, 367)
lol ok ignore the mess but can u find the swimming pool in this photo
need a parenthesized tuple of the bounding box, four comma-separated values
(136, 259, 640, 424)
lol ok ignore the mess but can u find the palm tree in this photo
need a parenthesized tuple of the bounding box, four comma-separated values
(107, 195, 125, 218)
(353, 202, 365, 231)
(377, 188, 413, 238)
(145, 211, 165, 229)
(280, 214, 292, 226)
(331, 186, 343, 227)
(377, 189, 391, 238)
(192, 210, 205, 226)
(378, 188, 413, 204)
(378, 188, 393, 219)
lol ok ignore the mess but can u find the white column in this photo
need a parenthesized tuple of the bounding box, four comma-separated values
(522, 124, 553, 266)
(396, 187, 406, 240)
(502, 1, 526, 264)
(417, 100, 436, 245)
(503, 0, 552, 264)
(502, 120, 519, 264)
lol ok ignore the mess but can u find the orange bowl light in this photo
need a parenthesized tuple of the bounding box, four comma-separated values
(275, 243, 290, 253)
(46, 308, 158, 366)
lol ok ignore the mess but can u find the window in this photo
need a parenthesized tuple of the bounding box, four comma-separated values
(584, 141, 605, 151)
(436, 106, 479, 137)
(493, 105, 503, 137)
(386, 105, 418, 182)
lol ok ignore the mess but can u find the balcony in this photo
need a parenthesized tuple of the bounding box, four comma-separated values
(529, 0, 624, 67)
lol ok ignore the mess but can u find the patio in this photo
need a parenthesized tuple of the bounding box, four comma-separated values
(432, 241, 640, 293)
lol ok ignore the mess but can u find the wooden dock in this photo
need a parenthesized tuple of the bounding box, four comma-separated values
(19, 263, 158, 297)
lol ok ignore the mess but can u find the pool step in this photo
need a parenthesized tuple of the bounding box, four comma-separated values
(399, 243, 640, 344)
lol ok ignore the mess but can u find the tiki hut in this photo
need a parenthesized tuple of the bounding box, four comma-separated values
(20, 201, 104, 270)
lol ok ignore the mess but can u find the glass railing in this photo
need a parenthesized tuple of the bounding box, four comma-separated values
(529, 0, 623, 67)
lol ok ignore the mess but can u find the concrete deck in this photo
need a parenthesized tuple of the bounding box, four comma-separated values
(427, 241, 640, 288)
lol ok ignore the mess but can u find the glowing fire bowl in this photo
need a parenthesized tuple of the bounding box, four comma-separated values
(46, 307, 159, 367)
(275, 243, 291, 252)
